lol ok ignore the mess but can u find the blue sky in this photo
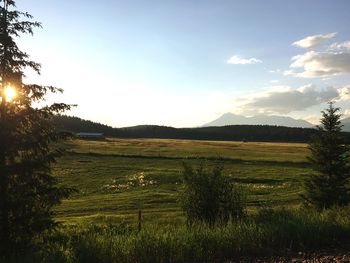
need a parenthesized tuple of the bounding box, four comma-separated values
(15, 0, 350, 127)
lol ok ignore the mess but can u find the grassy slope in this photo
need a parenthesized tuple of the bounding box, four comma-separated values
(53, 138, 312, 224)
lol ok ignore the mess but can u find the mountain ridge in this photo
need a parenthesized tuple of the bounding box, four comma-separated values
(204, 113, 314, 128)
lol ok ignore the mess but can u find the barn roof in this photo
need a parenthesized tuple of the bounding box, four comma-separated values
(76, 132, 104, 136)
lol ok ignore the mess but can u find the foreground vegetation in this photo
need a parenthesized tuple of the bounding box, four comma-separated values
(6, 207, 350, 262)
(2, 137, 348, 262)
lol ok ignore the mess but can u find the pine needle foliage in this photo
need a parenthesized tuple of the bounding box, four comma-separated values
(303, 102, 350, 209)
(0, 0, 74, 255)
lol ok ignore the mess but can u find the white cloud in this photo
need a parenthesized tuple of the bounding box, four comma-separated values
(293, 32, 337, 48)
(227, 55, 262, 65)
(330, 40, 350, 50)
(344, 109, 350, 117)
(286, 51, 350, 78)
(269, 69, 281, 73)
(238, 84, 340, 114)
(338, 84, 350, 100)
(269, 80, 279, 84)
(283, 70, 295, 76)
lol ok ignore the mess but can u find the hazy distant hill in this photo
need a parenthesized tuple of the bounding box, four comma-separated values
(342, 117, 350, 132)
(204, 113, 314, 128)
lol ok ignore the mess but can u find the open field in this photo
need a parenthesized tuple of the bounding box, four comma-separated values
(5, 137, 350, 263)
(53, 138, 312, 225)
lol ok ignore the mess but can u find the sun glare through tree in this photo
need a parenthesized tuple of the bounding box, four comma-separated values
(3, 85, 16, 102)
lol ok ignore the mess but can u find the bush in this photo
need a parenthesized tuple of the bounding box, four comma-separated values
(179, 162, 245, 226)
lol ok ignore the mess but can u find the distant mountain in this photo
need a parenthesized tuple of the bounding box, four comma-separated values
(342, 117, 350, 132)
(204, 113, 314, 128)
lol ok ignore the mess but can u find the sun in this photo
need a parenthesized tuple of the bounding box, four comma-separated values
(4, 86, 16, 102)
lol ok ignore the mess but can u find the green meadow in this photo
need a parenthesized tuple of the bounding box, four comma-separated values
(54, 138, 312, 225)
(9, 138, 350, 263)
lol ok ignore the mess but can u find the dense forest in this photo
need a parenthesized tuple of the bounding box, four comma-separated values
(52, 115, 350, 143)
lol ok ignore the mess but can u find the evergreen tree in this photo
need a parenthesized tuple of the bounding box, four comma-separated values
(303, 102, 350, 209)
(0, 0, 73, 255)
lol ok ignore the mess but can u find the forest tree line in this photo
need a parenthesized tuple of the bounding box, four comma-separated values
(52, 115, 350, 143)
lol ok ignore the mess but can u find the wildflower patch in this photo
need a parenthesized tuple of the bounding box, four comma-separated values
(102, 172, 157, 192)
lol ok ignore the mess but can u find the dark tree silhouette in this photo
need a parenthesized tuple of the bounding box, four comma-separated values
(303, 102, 350, 209)
(0, 0, 73, 255)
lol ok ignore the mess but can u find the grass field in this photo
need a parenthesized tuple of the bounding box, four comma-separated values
(53, 138, 313, 225)
(7, 138, 350, 263)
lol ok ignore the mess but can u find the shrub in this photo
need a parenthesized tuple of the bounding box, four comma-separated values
(179, 162, 245, 226)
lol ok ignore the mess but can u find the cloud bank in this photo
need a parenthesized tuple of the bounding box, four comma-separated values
(239, 84, 348, 114)
(330, 40, 350, 50)
(285, 51, 350, 78)
(293, 32, 337, 48)
(227, 55, 262, 65)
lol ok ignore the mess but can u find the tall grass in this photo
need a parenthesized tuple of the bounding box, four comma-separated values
(4, 206, 350, 263)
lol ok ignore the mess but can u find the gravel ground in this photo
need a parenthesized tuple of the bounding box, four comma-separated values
(228, 249, 350, 262)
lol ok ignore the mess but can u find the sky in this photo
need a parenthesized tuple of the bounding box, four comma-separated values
(14, 0, 350, 127)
